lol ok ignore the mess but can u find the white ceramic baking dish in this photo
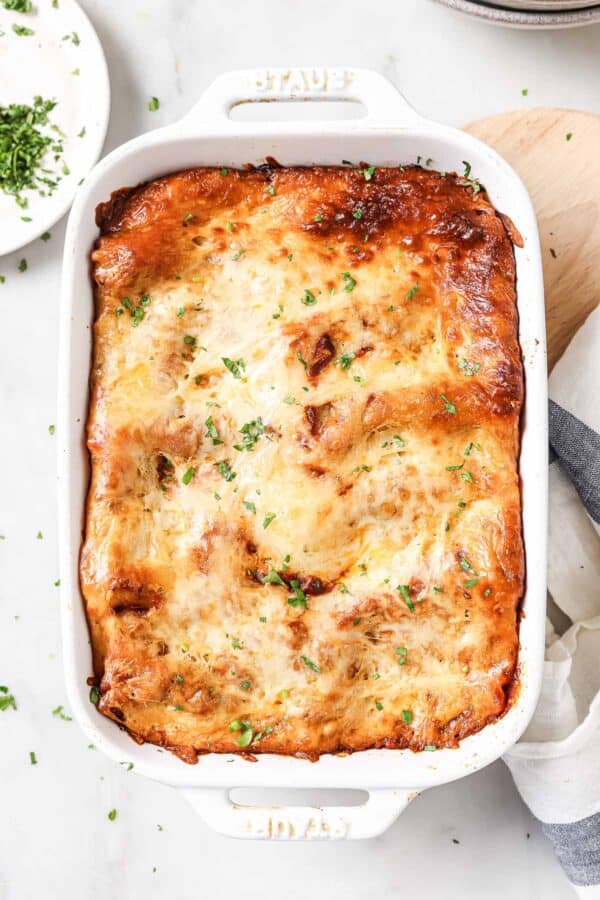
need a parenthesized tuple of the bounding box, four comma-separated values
(58, 67, 548, 841)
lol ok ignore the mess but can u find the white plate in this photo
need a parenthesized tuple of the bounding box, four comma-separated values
(0, 0, 109, 255)
(431, 0, 600, 26)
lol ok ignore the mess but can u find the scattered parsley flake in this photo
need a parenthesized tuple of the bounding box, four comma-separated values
(0, 687, 17, 711)
(406, 281, 419, 301)
(458, 357, 480, 376)
(181, 467, 195, 485)
(402, 709, 413, 724)
(342, 271, 356, 292)
(440, 394, 457, 415)
(108, 809, 117, 821)
(262, 512, 276, 529)
(396, 646, 408, 665)
(217, 461, 236, 482)
(222, 357, 245, 378)
(301, 289, 316, 306)
(12, 23, 34, 36)
(243, 500, 256, 514)
(148, 97, 160, 112)
(397, 584, 415, 613)
(300, 655, 320, 673)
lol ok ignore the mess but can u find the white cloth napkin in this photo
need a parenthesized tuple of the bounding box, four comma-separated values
(503, 306, 600, 896)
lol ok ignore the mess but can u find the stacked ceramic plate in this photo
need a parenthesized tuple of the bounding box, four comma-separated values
(431, 0, 600, 27)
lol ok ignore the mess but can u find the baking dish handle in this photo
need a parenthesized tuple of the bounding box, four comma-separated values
(179, 67, 422, 128)
(181, 787, 419, 840)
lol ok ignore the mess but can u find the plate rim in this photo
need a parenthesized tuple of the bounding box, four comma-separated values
(431, 0, 600, 24)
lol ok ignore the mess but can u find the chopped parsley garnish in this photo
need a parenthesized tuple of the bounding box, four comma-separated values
(232, 248, 245, 261)
(30, 751, 37, 765)
(217, 461, 236, 482)
(440, 394, 457, 415)
(353, 209, 363, 220)
(566, 132, 573, 142)
(462, 161, 472, 179)
(241, 680, 251, 690)
(458, 357, 480, 376)
(148, 97, 160, 111)
(459, 557, 477, 575)
(283, 394, 295, 404)
(12, 23, 34, 35)
(52, 705, 72, 721)
(262, 512, 276, 529)
(175, 674, 184, 684)
(464, 578, 478, 588)
(396, 646, 408, 665)
(48, 424, 55, 435)
(40, 231, 51, 241)
(18, 258, 27, 272)
(181, 467, 195, 485)
(267, 184, 276, 196)
(446, 462, 464, 471)
(89, 685, 100, 705)
(3, 0, 33, 10)
(261, 568, 286, 587)
(406, 281, 419, 301)
(62, 31, 80, 45)
(375, 701, 384, 711)
(342, 271, 356, 292)
(297, 350, 308, 370)
(233, 417, 266, 451)
(484, 587, 492, 597)
(300, 655, 320, 673)
(243, 500, 256, 514)
(231, 637, 242, 650)
(0, 686, 17, 712)
(433, 586, 444, 594)
(287, 581, 308, 609)
(301, 289, 316, 306)
(220, 167, 229, 177)
(460, 470, 474, 483)
(397, 584, 415, 613)
(313, 214, 323, 222)
(550, 248, 557, 259)
(222, 356, 245, 378)
(204, 416, 223, 446)
(182, 212, 194, 224)
(464, 441, 480, 456)
(360, 165, 375, 181)
(424, 744, 437, 752)
(335, 351, 355, 371)
(108, 809, 117, 821)
(0, 96, 66, 207)
(521, 88, 528, 96)
(402, 709, 413, 724)
(392, 434, 406, 449)
(229, 719, 253, 747)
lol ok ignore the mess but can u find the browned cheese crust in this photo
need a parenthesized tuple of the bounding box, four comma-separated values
(81, 164, 524, 762)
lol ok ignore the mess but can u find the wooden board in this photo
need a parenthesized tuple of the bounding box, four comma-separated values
(464, 109, 600, 370)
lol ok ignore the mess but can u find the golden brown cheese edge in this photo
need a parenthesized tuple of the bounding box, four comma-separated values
(81, 164, 524, 763)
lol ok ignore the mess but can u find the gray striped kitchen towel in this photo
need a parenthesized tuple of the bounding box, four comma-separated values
(504, 306, 600, 897)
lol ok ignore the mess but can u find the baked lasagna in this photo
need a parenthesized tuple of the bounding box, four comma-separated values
(81, 163, 524, 762)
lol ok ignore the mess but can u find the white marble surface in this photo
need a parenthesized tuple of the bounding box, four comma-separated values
(2, 1, 600, 897)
